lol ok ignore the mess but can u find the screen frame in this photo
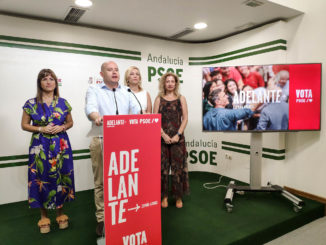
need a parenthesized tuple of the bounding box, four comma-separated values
(201, 63, 322, 133)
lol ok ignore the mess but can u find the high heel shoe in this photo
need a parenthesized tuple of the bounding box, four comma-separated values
(56, 214, 69, 229)
(38, 217, 51, 233)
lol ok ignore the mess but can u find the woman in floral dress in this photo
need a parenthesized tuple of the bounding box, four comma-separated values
(153, 72, 189, 209)
(21, 69, 74, 233)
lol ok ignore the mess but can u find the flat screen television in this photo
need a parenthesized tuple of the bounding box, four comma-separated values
(202, 63, 321, 132)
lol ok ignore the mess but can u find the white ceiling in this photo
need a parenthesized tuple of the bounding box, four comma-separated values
(0, 0, 302, 43)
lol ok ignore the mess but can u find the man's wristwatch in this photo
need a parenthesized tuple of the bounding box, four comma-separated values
(177, 132, 182, 137)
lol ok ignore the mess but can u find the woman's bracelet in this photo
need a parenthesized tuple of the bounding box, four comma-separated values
(62, 125, 66, 132)
(38, 127, 42, 133)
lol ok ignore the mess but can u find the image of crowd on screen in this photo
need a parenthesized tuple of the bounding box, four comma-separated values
(202, 65, 290, 131)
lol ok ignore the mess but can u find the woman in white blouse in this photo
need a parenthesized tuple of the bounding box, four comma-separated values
(124, 66, 152, 113)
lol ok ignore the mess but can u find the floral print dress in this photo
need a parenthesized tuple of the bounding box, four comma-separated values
(23, 97, 75, 209)
(159, 97, 189, 199)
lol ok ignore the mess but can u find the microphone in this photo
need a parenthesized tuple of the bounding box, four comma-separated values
(112, 88, 119, 115)
(128, 88, 143, 114)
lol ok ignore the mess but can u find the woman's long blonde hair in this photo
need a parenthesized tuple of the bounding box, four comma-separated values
(124, 66, 143, 91)
(158, 72, 180, 97)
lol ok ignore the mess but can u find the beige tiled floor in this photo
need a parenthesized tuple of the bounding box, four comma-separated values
(265, 217, 326, 245)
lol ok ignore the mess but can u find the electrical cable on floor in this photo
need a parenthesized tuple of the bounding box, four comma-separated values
(203, 175, 227, 189)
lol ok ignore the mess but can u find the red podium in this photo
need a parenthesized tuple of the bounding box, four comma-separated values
(103, 114, 162, 245)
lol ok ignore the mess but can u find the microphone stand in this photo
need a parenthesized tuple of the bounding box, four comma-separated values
(128, 88, 143, 114)
(112, 88, 119, 115)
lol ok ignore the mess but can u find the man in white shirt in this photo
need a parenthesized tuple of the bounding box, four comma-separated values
(85, 61, 140, 236)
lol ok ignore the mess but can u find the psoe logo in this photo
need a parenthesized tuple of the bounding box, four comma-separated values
(107, 119, 126, 128)
(88, 76, 103, 84)
(296, 89, 313, 103)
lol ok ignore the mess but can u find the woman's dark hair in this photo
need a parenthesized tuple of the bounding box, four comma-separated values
(203, 82, 213, 99)
(36, 69, 59, 103)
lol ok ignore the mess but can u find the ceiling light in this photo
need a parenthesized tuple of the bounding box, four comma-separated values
(194, 22, 207, 30)
(75, 0, 93, 8)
